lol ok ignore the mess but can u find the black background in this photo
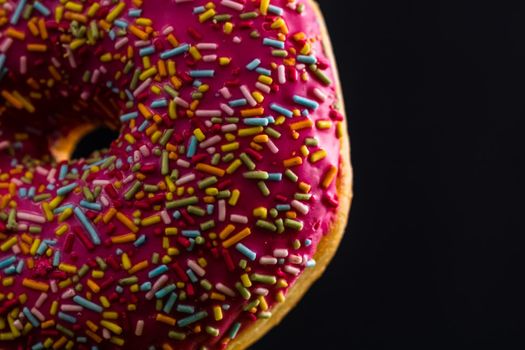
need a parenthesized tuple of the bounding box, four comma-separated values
(253, 1, 525, 349)
(74, 1, 525, 349)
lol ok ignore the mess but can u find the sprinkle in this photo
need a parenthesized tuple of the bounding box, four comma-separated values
(73, 207, 101, 245)
(270, 103, 293, 118)
(236, 243, 257, 261)
(293, 95, 320, 110)
(177, 311, 208, 327)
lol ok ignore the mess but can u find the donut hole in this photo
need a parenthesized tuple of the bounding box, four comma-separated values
(71, 127, 120, 159)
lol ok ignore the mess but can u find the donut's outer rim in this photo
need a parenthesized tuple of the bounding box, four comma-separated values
(227, 1, 353, 349)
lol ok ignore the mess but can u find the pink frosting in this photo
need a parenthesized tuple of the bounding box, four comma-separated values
(0, 0, 344, 349)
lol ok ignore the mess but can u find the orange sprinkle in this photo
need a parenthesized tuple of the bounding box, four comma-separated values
(222, 228, 251, 248)
(322, 166, 338, 189)
(283, 157, 303, 168)
(195, 163, 226, 177)
(22, 278, 49, 292)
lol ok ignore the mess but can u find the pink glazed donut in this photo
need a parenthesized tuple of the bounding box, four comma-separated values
(0, 0, 352, 349)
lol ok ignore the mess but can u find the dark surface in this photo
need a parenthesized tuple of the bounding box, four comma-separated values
(74, 2, 525, 349)
(251, 2, 525, 350)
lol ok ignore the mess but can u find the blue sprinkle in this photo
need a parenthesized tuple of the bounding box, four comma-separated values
(263, 38, 285, 49)
(229, 98, 248, 107)
(246, 58, 261, 71)
(74, 207, 101, 245)
(244, 118, 269, 126)
(177, 311, 208, 327)
(268, 4, 284, 15)
(155, 284, 176, 299)
(151, 99, 168, 108)
(148, 265, 169, 279)
(235, 243, 257, 261)
(73, 296, 103, 313)
(270, 103, 293, 118)
(128, 9, 142, 17)
(80, 200, 102, 211)
(53, 251, 61, 267)
(160, 43, 190, 59)
(163, 293, 178, 314)
(23, 307, 40, 327)
(229, 322, 241, 339)
(182, 230, 200, 238)
(297, 55, 317, 65)
(58, 311, 77, 324)
(140, 282, 152, 291)
(114, 19, 128, 28)
(36, 241, 48, 256)
(10, 0, 26, 25)
(276, 204, 291, 211)
(15, 259, 24, 274)
(120, 112, 138, 122)
(256, 67, 272, 76)
(189, 70, 215, 78)
(186, 269, 198, 283)
(139, 45, 156, 56)
(31, 342, 44, 350)
(187, 135, 197, 158)
(133, 234, 146, 247)
(293, 95, 319, 110)
(193, 6, 206, 14)
(0, 256, 16, 269)
(177, 304, 195, 314)
(268, 173, 283, 181)
(0, 54, 6, 72)
(207, 204, 214, 215)
(33, 1, 51, 16)
(58, 164, 69, 180)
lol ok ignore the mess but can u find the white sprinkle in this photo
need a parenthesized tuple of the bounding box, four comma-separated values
(240, 85, 257, 107)
(230, 214, 248, 224)
(188, 260, 206, 277)
(266, 139, 279, 154)
(278, 65, 286, 84)
(199, 135, 221, 148)
(91, 69, 100, 84)
(20, 56, 27, 74)
(135, 320, 145, 336)
(255, 82, 271, 94)
(160, 210, 171, 224)
(61, 289, 75, 299)
(221, 124, 237, 133)
(60, 304, 83, 312)
(220, 103, 235, 116)
(196, 109, 222, 118)
(0, 38, 13, 53)
(175, 173, 196, 186)
(162, 26, 174, 35)
(288, 254, 303, 264)
(203, 54, 217, 62)
(259, 256, 278, 265)
(313, 88, 328, 102)
(291, 200, 310, 215)
(254, 288, 269, 296)
(133, 78, 152, 97)
(218, 200, 226, 222)
(31, 308, 45, 321)
(216, 283, 236, 297)
(176, 159, 190, 168)
(273, 249, 289, 258)
(221, 0, 244, 11)
(219, 87, 232, 99)
(115, 37, 129, 50)
(174, 96, 190, 108)
(284, 265, 301, 276)
(146, 274, 169, 300)
(196, 43, 218, 50)
(17, 212, 45, 224)
(35, 293, 48, 308)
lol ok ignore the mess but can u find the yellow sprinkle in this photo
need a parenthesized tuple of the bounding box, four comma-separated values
(321, 166, 338, 189)
(222, 228, 251, 248)
(199, 8, 216, 23)
(55, 224, 68, 236)
(0, 236, 17, 251)
(102, 312, 119, 320)
(139, 67, 157, 81)
(238, 127, 263, 137)
(219, 224, 235, 240)
(283, 157, 303, 168)
(213, 306, 223, 321)
(106, 2, 126, 22)
(156, 314, 176, 326)
(22, 278, 49, 292)
(223, 22, 234, 35)
(111, 234, 136, 244)
(221, 142, 239, 152)
(226, 159, 242, 175)
(260, 0, 270, 15)
(58, 207, 73, 222)
(121, 253, 131, 270)
(240, 107, 264, 117)
(189, 46, 202, 60)
(129, 260, 149, 275)
(219, 57, 231, 66)
(100, 320, 123, 335)
(87, 279, 101, 293)
(241, 273, 252, 288)
(141, 215, 161, 226)
(316, 120, 333, 129)
(309, 149, 327, 163)
(58, 263, 77, 274)
(195, 163, 225, 177)
(116, 212, 139, 232)
(258, 75, 273, 85)
(228, 189, 240, 206)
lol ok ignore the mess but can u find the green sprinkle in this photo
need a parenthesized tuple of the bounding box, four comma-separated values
(284, 218, 304, 231)
(256, 220, 277, 231)
(187, 205, 206, 217)
(257, 181, 270, 196)
(243, 171, 269, 180)
(198, 176, 218, 189)
(166, 196, 198, 209)
(239, 153, 256, 170)
(250, 273, 277, 285)
(124, 181, 142, 200)
(235, 282, 251, 300)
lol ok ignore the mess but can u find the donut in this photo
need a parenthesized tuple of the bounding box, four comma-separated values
(0, 0, 352, 349)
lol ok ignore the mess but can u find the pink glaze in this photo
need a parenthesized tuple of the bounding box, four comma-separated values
(0, 0, 345, 349)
